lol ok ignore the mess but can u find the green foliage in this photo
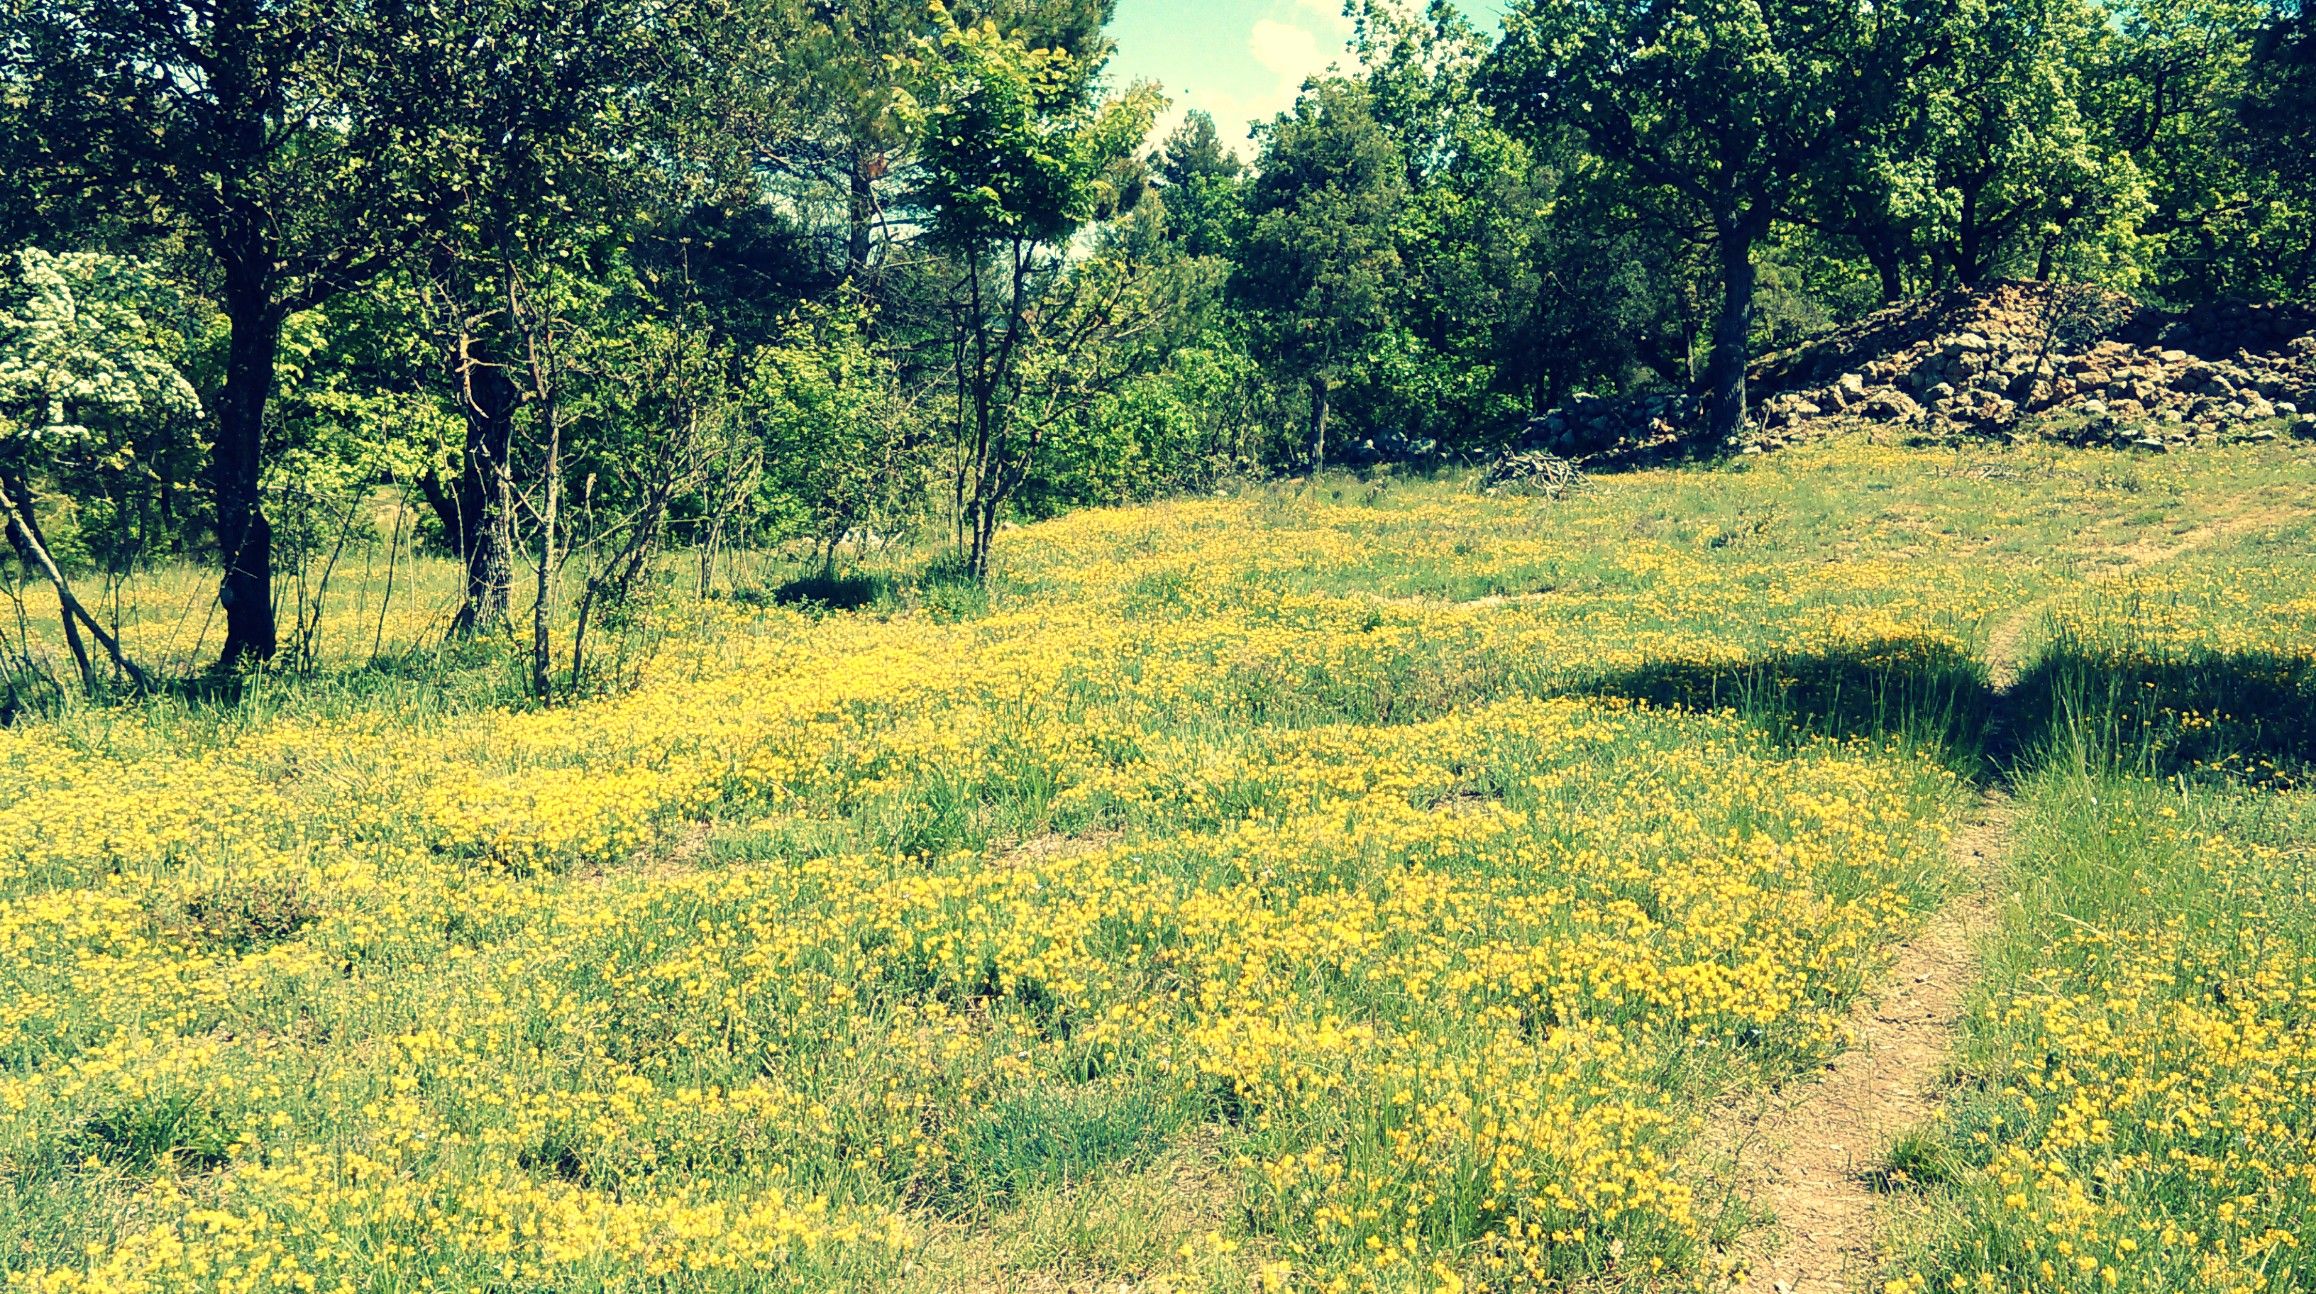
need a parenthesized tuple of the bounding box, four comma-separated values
(1152, 111, 1247, 261)
(0, 249, 198, 445)
(900, 10, 1157, 253)
(1021, 341, 1275, 514)
(265, 287, 456, 563)
(1906, 0, 2150, 286)
(0, 248, 205, 572)
(747, 295, 927, 560)
(1236, 79, 1409, 464)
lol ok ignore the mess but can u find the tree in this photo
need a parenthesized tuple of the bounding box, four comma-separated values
(1909, 0, 2145, 287)
(900, 9, 1159, 579)
(747, 294, 928, 568)
(734, 0, 1118, 289)
(2106, 0, 2312, 301)
(1236, 79, 1408, 469)
(1351, 1, 1558, 447)
(2240, 7, 2316, 293)
(0, 248, 191, 689)
(398, 0, 683, 635)
(4, 0, 443, 666)
(1153, 111, 1247, 261)
(1490, 0, 1883, 441)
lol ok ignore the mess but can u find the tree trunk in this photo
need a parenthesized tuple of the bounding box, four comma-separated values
(0, 478, 91, 686)
(1955, 185, 1985, 288)
(452, 351, 518, 634)
(1705, 221, 1761, 443)
(966, 497, 996, 583)
(530, 409, 560, 701)
(1308, 374, 1330, 471)
(847, 153, 877, 282)
(1872, 245, 1905, 303)
(215, 280, 281, 668)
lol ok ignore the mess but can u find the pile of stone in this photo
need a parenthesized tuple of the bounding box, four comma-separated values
(1476, 449, 1589, 498)
(1522, 391, 1698, 460)
(1516, 282, 2316, 461)
(1748, 282, 2316, 450)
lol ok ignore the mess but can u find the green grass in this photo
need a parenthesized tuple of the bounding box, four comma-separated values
(1885, 522, 2316, 1292)
(3, 435, 2314, 1293)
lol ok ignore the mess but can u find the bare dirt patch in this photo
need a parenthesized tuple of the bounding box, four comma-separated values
(995, 827, 1125, 870)
(1721, 792, 2010, 1293)
(2098, 504, 2307, 573)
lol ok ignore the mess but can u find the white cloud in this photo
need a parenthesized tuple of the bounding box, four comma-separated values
(1140, 1, 1357, 160)
(1249, 18, 1325, 82)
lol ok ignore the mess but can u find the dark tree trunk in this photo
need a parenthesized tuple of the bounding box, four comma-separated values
(1705, 221, 1761, 443)
(1308, 374, 1330, 471)
(847, 154, 877, 282)
(451, 351, 518, 633)
(215, 278, 281, 668)
(1956, 185, 1986, 287)
(1873, 246, 1905, 303)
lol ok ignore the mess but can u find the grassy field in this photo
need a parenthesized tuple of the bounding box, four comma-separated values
(1, 437, 2312, 1293)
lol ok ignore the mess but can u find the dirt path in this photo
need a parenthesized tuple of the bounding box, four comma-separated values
(1718, 499, 2310, 1290)
(1721, 598, 2034, 1294)
(1724, 791, 2009, 1293)
(1982, 606, 2041, 694)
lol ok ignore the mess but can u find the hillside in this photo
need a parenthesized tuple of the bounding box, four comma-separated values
(1527, 284, 2316, 462)
(4, 438, 2314, 1293)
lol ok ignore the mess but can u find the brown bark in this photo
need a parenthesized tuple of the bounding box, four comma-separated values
(1309, 374, 1331, 471)
(452, 345, 518, 634)
(214, 276, 280, 667)
(1705, 220, 1763, 443)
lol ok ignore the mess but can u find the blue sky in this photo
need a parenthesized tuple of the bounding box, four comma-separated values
(1107, 0, 1503, 155)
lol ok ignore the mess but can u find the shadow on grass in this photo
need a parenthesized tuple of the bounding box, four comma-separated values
(1573, 641, 2004, 780)
(7, 631, 544, 727)
(1572, 637, 2316, 789)
(2007, 643, 2316, 786)
(770, 569, 892, 612)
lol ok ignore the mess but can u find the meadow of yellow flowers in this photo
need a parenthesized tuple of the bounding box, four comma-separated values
(2, 440, 2311, 1293)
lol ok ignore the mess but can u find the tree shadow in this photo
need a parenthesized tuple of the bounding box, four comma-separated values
(1569, 636, 2316, 790)
(2006, 645, 2316, 787)
(1571, 640, 2004, 781)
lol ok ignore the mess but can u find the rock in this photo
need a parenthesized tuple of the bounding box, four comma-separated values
(1734, 281, 2315, 453)
(1861, 389, 1924, 422)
